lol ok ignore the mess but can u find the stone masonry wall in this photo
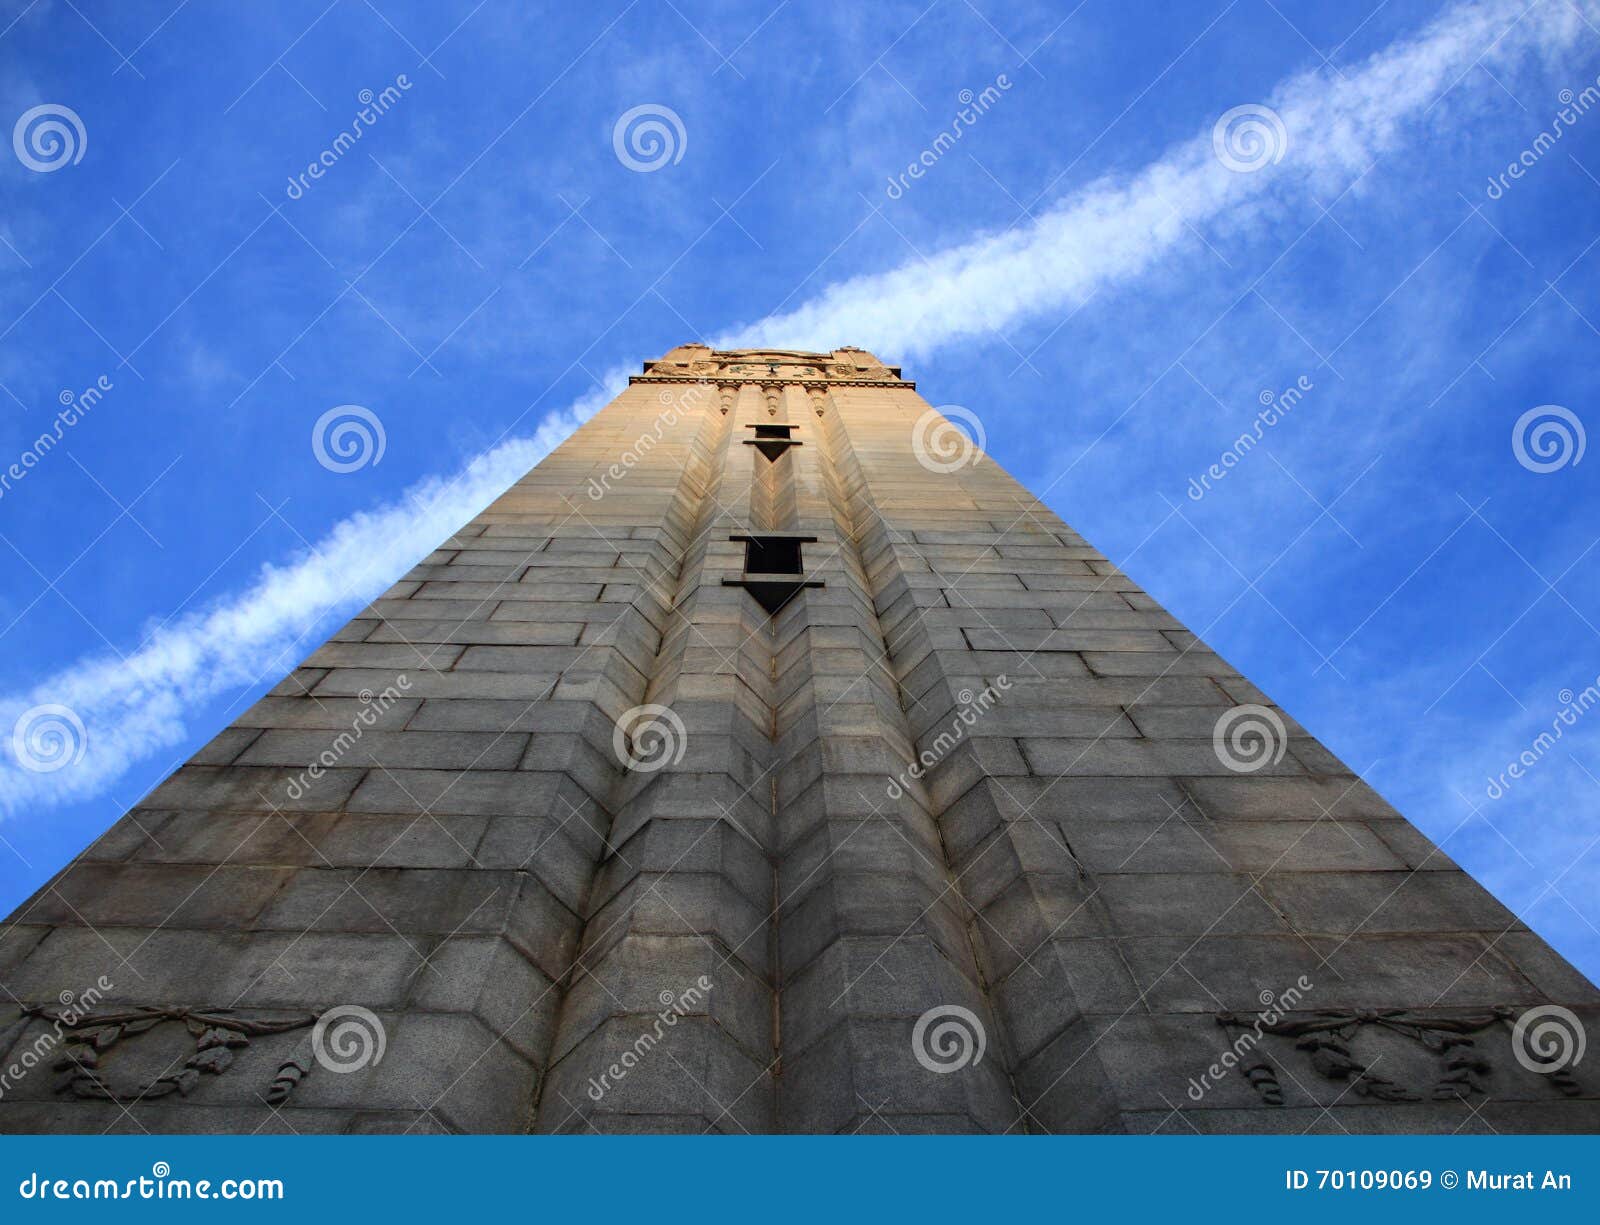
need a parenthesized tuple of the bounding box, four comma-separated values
(1, 345, 1595, 1133)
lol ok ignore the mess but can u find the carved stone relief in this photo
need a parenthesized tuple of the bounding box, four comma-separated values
(20, 1004, 323, 1106)
(724, 362, 821, 380)
(629, 348, 910, 391)
(1215, 1008, 1587, 1106)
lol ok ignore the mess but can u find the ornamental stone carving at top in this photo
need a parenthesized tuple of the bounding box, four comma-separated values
(632, 348, 910, 388)
(724, 362, 822, 380)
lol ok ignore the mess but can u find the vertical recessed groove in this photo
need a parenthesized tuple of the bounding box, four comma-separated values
(823, 410, 1021, 1119)
(531, 391, 730, 1131)
(769, 768, 782, 1088)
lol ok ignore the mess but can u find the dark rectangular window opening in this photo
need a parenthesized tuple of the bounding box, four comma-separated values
(742, 422, 801, 460)
(723, 532, 823, 614)
(740, 534, 805, 574)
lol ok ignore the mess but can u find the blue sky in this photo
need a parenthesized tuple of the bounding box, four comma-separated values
(2, 0, 1599, 983)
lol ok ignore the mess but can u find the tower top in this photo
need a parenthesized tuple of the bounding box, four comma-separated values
(633, 343, 908, 388)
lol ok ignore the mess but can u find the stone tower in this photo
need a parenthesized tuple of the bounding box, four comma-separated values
(1, 345, 1595, 1133)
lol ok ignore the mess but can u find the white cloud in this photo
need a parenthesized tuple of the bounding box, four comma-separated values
(2, 0, 1594, 815)
(0, 383, 617, 815)
(721, 0, 1592, 358)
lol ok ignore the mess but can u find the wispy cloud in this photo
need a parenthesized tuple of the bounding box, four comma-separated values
(724, 0, 1591, 357)
(0, 388, 609, 814)
(2, 0, 1593, 816)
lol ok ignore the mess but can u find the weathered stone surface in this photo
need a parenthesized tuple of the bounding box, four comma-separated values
(4, 346, 1594, 1134)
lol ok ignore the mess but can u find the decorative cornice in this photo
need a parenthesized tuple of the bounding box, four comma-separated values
(629, 374, 915, 390)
